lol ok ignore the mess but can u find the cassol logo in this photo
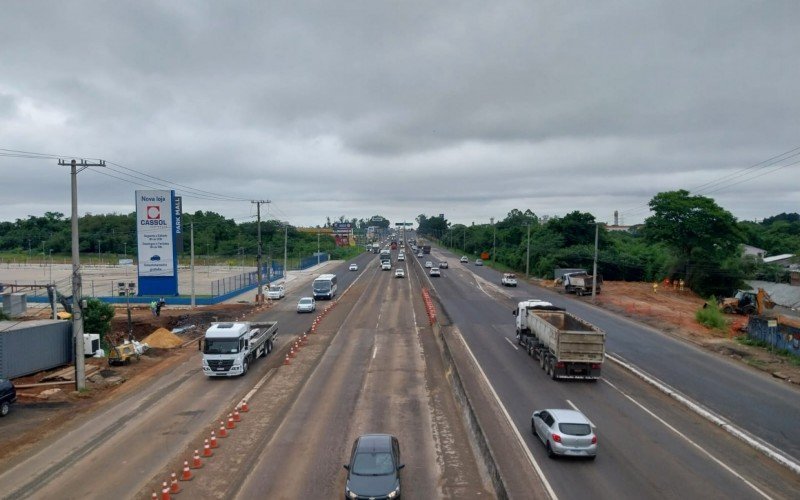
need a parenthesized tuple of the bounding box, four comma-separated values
(146, 205, 161, 220)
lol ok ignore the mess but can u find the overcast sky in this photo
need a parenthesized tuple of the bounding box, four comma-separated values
(1, 1, 798, 228)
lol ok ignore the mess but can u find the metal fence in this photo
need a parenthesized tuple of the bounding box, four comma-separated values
(211, 262, 285, 297)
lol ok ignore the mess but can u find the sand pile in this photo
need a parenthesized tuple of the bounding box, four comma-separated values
(141, 328, 183, 349)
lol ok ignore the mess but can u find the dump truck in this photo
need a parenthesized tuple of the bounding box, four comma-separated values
(557, 272, 602, 296)
(513, 300, 605, 380)
(202, 321, 278, 377)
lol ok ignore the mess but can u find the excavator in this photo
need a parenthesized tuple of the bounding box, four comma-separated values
(720, 288, 775, 315)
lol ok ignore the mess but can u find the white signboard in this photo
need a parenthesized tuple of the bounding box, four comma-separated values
(136, 190, 174, 277)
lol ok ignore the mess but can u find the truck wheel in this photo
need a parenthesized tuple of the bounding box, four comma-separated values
(0, 401, 9, 417)
(549, 360, 557, 380)
(267, 340, 273, 354)
(243, 359, 249, 375)
(539, 354, 546, 370)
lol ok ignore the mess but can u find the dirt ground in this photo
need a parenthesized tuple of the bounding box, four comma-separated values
(550, 280, 800, 386)
(1, 302, 258, 463)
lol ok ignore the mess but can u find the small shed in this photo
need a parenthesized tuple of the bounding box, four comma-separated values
(0, 320, 72, 379)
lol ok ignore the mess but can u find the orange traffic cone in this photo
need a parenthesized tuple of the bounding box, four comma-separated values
(180, 461, 193, 481)
(232, 410, 241, 422)
(284, 354, 291, 365)
(301, 334, 308, 346)
(289, 348, 296, 358)
(240, 400, 249, 412)
(210, 431, 219, 448)
(203, 440, 213, 458)
(191, 450, 203, 469)
(227, 415, 236, 429)
(170, 473, 181, 494)
(218, 422, 228, 437)
(161, 482, 171, 500)
(152, 493, 158, 499)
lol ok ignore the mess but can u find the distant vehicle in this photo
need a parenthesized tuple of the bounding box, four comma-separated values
(201, 321, 278, 377)
(313, 273, 338, 300)
(557, 271, 602, 296)
(0, 378, 17, 417)
(390, 241, 398, 250)
(395, 268, 405, 278)
(532, 409, 597, 459)
(380, 249, 391, 263)
(501, 273, 518, 287)
(425, 261, 433, 268)
(382, 261, 392, 270)
(417, 252, 424, 258)
(439, 261, 448, 269)
(267, 284, 285, 300)
(514, 300, 605, 380)
(397, 253, 405, 261)
(474, 259, 483, 266)
(349, 263, 359, 271)
(429, 267, 440, 277)
(344, 434, 404, 500)
(421, 245, 431, 254)
(460, 256, 469, 263)
(297, 297, 316, 313)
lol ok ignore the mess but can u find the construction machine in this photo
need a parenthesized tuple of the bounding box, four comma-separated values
(720, 288, 775, 315)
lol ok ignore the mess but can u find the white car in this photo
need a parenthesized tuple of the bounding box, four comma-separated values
(474, 259, 483, 266)
(501, 273, 518, 287)
(397, 254, 405, 261)
(532, 409, 597, 459)
(429, 267, 440, 277)
(381, 261, 391, 270)
(460, 256, 469, 263)
(267, 284, 285, 300)
(349, 263, 359, 271)
(425, 261, 433, 268)
(297, 297, 316, 313)
(395, 268, 405, 278)
(417, 252, 424, 258)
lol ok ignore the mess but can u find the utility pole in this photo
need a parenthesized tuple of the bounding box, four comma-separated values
(58, 158, 105, 391)
(491, 217, 496, 266)
(317, 232, 321, 265)
(190, 221, 196, 308)
(525, 223, 531, 280)
(283, 222, 288, 285)
(251, 200, 270, 303)
(592, 222, 599, 302)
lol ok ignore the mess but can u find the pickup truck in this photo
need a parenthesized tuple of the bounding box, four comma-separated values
(202, 321, 278, 377)
(267, 284, 285, 300)
(501, 273, 518, 287)
(1, 378, 17, 417)
(513, 300, 605, 380)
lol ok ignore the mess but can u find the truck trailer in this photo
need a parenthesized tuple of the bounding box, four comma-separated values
(202, 321, 278, 377)
(513, 300, 605, 380)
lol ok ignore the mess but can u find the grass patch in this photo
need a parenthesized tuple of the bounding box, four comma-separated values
(735, 336, 800, 365)
(695, 297, 728, 331)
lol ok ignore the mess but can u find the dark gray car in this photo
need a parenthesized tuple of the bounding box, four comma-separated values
(0, 378, 17, 417)
(344, 434, 404, 499)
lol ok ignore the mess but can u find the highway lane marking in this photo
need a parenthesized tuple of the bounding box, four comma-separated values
(372, 345, 378, 359)
(241, 368, 276, 406)
(602, 378, 773, 500)
(607, 353, 800, 475)
(504, 337, 519, 350)
(565, 400, 595, 428)
(455, 329, 558, 500)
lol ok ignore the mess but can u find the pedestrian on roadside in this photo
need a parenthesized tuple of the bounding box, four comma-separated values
(150, 300, 157, 317)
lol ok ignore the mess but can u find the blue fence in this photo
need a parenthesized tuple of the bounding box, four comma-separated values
(747, 316, 800, 357)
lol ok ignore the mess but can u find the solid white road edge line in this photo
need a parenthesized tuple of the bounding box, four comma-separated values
(607, 353, 800, 475)
(455, 329, 558, 500)
(602, 378, 773, 500)
(241, 367, 275, 406)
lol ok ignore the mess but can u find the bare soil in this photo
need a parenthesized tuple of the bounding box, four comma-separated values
(1, 302, 258, 463)
(549, 280, 800, 386)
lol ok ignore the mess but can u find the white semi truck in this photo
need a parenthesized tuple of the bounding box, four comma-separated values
(202, 321, 278, 377)
(513, 300, 605, 380)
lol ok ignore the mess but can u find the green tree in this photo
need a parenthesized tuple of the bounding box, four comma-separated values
(643, 190, 744, 296)
(83, 298, 116, 343)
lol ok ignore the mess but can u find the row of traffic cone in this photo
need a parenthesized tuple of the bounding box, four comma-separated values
(284, 334, 310, 365)
(152, 402, 249, 499)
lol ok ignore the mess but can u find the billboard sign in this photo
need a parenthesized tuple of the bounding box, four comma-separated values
(136, 190, 175, 277)
(332, 222, 353, 235)
(174, 196, 183, 252)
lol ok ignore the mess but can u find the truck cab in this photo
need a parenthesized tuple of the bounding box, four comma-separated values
(202, 322, 277, 377)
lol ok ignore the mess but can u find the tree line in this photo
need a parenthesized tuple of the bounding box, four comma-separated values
(416, 191, 799, 297)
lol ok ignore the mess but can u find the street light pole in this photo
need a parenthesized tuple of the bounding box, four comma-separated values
(58, 158, 105, 391)
(317, 232, 320, 265)
(525, 223, 531, 280)
(592, 222, 599, 302)
(491, 217, 496, 266)
(283, 223, 288, 284)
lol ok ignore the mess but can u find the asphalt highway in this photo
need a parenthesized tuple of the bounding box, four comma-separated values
(419, 243, 800, 499)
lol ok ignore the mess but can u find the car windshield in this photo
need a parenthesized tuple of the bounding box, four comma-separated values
(204, 338, 239, 354)
(352, 452, 395, 476)
(299, 298, 312, 305)
(269, 286, 281, 291)
(559, 422, 592, 435)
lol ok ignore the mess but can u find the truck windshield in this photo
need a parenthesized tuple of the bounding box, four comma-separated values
(204, 338, 239, 354)
(314, 283, 331, 292)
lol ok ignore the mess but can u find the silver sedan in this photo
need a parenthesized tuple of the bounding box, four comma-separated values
(531, 408, 597, 459)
